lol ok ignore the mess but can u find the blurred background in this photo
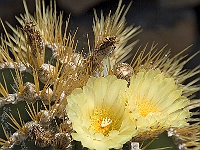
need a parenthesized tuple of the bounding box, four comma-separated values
(0, 0, 199, 98)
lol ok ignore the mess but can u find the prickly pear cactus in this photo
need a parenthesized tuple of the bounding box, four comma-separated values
(0, 0, 199, 150)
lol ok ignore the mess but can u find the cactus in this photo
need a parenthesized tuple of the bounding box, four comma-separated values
(0, 0, 199, 150)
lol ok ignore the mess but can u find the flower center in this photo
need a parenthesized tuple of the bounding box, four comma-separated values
(89, 109, 116, 136)
(136, 99, 158, 117)
(101, 117, 112, 127)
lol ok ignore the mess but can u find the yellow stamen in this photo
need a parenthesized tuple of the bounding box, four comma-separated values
(90, 109, 115, 136)
(136, 99, 158, 117)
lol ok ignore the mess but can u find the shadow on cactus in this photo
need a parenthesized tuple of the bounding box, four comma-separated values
(0, 0, 199, 150)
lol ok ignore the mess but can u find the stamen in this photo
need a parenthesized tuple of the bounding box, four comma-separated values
(136, 99, 157, 117)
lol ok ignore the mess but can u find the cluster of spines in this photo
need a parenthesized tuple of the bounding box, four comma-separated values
(0, 0, 139, 149)
(0, 105, 72, 149)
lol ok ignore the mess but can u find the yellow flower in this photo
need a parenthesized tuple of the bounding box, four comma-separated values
(67, 75, 137, 150)
(126, 69, 190, 141)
